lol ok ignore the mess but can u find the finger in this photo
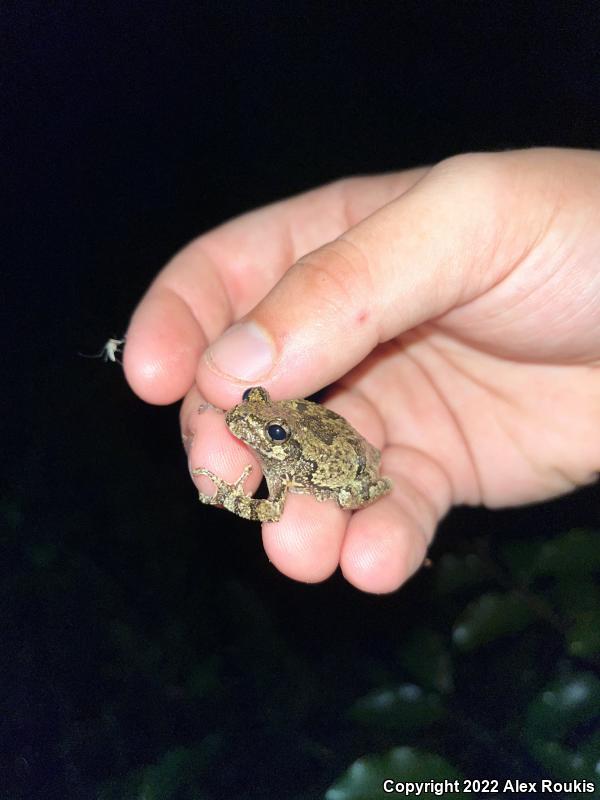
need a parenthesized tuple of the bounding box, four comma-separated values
(123, 169, 428, 404)
(181, 386, 263, 498)
(341, 445, 453, 593)
(125, 286, 208, 404)
(260, 387, 388, 583)
(262, 493, 349, 583)
(198, 152, 534, 406)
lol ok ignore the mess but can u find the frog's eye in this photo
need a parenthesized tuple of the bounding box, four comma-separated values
(266, 422, 290, 442)
(242, 387, 255, 402)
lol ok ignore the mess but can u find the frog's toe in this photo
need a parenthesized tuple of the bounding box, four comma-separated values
(233, 464, 253, 490)
(193, 467, 226, 505)
(198, 490, 216, 505)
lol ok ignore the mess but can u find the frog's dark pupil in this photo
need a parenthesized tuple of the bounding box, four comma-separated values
(267, 424, 288, 441)
(242, 387, 256, 402)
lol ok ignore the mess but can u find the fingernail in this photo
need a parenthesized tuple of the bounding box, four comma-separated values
(205, 321, 275, 381)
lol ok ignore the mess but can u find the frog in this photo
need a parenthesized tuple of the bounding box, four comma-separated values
(193, 386, 392, 522)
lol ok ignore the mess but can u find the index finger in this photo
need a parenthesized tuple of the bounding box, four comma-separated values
(123, 169, 428, 404)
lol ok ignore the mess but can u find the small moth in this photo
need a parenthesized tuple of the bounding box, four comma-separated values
(79, 336, 126, 364)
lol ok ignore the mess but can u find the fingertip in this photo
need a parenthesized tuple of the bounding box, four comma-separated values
(124, 287, 206, 404)
(262, 494, 347, 583)
(340, 499, 428, 594)
(340, 447, 451, 594)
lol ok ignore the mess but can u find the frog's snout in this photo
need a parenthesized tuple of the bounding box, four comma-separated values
(224, 409, 236, 431)
(224, 409, 247, 439)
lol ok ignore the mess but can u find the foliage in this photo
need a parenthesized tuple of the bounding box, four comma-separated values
(327, 527, 600, 799)
(3, 477, 600, 799)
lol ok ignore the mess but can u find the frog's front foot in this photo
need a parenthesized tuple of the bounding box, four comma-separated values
(233, 464, 253, 490)
(192, 465, 253, 506)
(192, 467, 226, 506)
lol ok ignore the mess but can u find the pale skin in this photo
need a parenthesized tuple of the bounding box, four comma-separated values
(123, 148, 600, 594)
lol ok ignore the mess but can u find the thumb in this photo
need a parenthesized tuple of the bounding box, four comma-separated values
(198, 152, 529, 403)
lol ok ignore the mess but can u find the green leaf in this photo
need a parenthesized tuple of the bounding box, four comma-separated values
(499, 538, 545, 584)
(452, 591, 536, 651)
(397, 628, 453, 694)
(325, 747, 465, 800)
(552, 577, 600, 658)
(434, 553, 491, 595)
(350, 684, 445, 732)
(98, 737, 221, 800)
(525, 672, 600, 744)
(580, 729, 600, 768)
(568, 619, 600, 660)
(531, 528, 600, 576)
(528, 739, 599, 784)
(137, 746, 203, 800)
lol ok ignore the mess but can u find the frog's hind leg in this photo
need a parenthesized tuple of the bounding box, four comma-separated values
(193, 465, 288, 521)
(365, 441, 382, 467)
(224, 475, 288, 522)
(192, 467, 238, 506)
(337, 476, 393, 510)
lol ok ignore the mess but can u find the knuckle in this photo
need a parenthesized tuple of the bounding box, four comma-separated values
(294, 238, 372, 315)
(433, 151, 514, 238)
(432, 151, 509, 200)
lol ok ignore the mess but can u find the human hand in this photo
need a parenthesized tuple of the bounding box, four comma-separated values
(124, 148, 600, 593)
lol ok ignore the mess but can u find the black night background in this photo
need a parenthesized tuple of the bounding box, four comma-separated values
(3, 3, 600, 799)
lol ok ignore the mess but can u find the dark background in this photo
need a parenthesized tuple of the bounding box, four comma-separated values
(3, 3, 600, 799)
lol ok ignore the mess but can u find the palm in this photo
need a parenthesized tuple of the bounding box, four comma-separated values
(347, 323, 597, 513)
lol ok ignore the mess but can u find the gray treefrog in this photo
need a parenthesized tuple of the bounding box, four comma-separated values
(193, 387, 392, 522)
